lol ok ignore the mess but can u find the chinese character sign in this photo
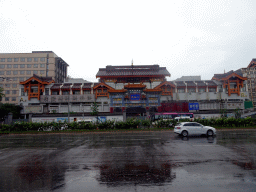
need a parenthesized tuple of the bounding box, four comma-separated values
(189, 103, 199, 110)
(130, 94, 140, 101)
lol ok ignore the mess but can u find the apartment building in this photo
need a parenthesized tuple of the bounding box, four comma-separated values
(0, 51, 68, 104)
(241, 59, 256, 109)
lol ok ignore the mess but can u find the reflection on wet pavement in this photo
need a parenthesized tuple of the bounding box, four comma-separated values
(0, 130, 255, 191)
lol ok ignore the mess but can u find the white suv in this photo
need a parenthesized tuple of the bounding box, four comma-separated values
(174, 122, 216, 137)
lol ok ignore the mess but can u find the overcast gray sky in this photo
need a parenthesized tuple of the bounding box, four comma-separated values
(1, 0, 256, 82)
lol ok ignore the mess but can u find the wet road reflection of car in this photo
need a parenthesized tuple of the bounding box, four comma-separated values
(174, 122, 216, 137)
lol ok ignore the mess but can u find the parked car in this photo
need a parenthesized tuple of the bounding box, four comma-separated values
(174, 122, 216, 137)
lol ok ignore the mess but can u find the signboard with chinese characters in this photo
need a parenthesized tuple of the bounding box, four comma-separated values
(189, 103, 199, 110)
(130, 94, 140, 101)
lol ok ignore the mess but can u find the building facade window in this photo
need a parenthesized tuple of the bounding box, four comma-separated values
(34, 64, 38, 68)
(20, 64, 25, 68)
(73, 91, 80, 95)
(31, 86, 38, 93)
(5, 84, 10, 88)
(208, 88, 216, 92)
(7, 64, 12, 68)
(13, 77, 18, 81)
(0, 71, 4, 75)
(27, 64, 32, 68)
(26, 71, 31, 75)
(188, 88, 196, 93)
(12, 84, 17, 88)
(21, 88, 25, 96)
(40, 64, 45, 68)
(33, 70, 38, 74)
(0, 64, 5, 68)
(62, 91, 70, 95)
(19, 77, 24, 81)
(20, 70, 25, 75)
(13, 71, 18, 75)
(45, 88, 49, 95)
(6, 71, 11, 75)
(13, 64, 18, 68)
(12, 90, 17, 94)
(14, 58, 19, 62)
(199, 88, 206, 92)
(5, 90, 10, 94)
(83, 90, 91, 94)
(177, 88, 185, 93)
(5, 97, 9, 101)
(52, 91, 59, 95)
(27, 58, 32, 62)
(12, 97, 16, 101)
(20, 58, 25, 62)
(0, 58, 5, 62)
(7, 58, 12, 62)
(40, 58, 45, 62)
(34, 58, 38, 62)
(40, 70, 45, 74)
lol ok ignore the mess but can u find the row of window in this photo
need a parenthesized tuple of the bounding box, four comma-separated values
(0, 58, 45, 62)
(2, 97, 16, 101)
(0, 70, 45, 75)
(0, 64, 46, 68)
(176, 88, 217, 93)
(5, 90, 17, 94)
(0, 84, 17, 88)
(51, 90, 91, 95)
(0, 77, 32, 82)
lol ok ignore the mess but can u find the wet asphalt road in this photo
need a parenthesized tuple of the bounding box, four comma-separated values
(0, 130, 255, 192)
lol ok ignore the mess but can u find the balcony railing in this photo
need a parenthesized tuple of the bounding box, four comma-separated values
(40, 94, 95, 103)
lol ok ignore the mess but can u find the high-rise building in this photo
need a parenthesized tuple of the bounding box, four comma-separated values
(0, 51, 68, 104)
(241, 59, 256, 109)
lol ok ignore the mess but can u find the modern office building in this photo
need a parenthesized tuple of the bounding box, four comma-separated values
(0, 51, 68, 104)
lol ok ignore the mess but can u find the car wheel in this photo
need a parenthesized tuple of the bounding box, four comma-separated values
(181, 130, 188, 137)
(207, 130, 213, 137)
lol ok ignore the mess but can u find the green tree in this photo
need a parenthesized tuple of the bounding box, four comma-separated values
(234, 107, 242, 119)
(0, 87, 5, 101)
(0, 103, 22, 121)
(90, 102, 99, 116)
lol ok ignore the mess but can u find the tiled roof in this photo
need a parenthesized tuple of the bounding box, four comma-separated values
(195, 81, 207, 86)
(205, 80, 217, 86)
(96, 65, 170, 77)
(61, 83, 72, 90)
(185, 81, 196, 87)
(50, 84, 62, 90)
(33, 74, 53, 83)
(166, 81, 176, 86)
(213, 69, 243, 80)
(247, 59, 256, 68)
(175, 81, 186, 87)
(82, 83, 92, 89)
(175, 76, 201, 81)
(72, 83, 82, 89)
